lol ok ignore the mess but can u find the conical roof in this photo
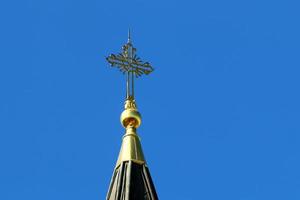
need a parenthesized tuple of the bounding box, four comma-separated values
(106, 99, 158, 200)
(106, 144, 158, 200)
(107, 161, 157, 199)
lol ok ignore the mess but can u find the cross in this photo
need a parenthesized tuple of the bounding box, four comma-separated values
(106, 30, 154, 99)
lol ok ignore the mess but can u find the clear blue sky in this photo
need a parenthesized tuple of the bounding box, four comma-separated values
(0, 0, 299, 199)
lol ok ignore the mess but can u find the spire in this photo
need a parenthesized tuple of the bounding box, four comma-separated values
(105, 31, 158, 200)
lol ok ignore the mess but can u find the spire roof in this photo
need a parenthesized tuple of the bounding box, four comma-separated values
(105, 32, 158, 200)
(106, 161, 158, 200)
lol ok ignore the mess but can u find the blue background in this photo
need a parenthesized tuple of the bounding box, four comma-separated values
(0, 0, 299, 199)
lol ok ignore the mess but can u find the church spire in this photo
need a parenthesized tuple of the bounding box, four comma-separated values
(105, 31, 158, 200)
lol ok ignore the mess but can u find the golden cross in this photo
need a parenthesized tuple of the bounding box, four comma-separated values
(106, 30, 154, 99)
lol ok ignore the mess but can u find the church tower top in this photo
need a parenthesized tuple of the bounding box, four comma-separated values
(105, 31, 158, 200)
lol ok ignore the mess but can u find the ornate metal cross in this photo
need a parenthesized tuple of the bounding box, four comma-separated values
(106, 30, 154, 99)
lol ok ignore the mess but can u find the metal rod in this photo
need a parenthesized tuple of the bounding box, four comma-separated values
(126, 71, 129, 99)
(131, 71, 134, 98)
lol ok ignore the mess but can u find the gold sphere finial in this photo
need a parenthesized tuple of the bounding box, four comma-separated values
(120, 97, 142, 129)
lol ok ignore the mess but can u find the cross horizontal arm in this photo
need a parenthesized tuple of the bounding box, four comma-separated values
(130, 61, 154, 76)
(106, 53, 153, 77)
